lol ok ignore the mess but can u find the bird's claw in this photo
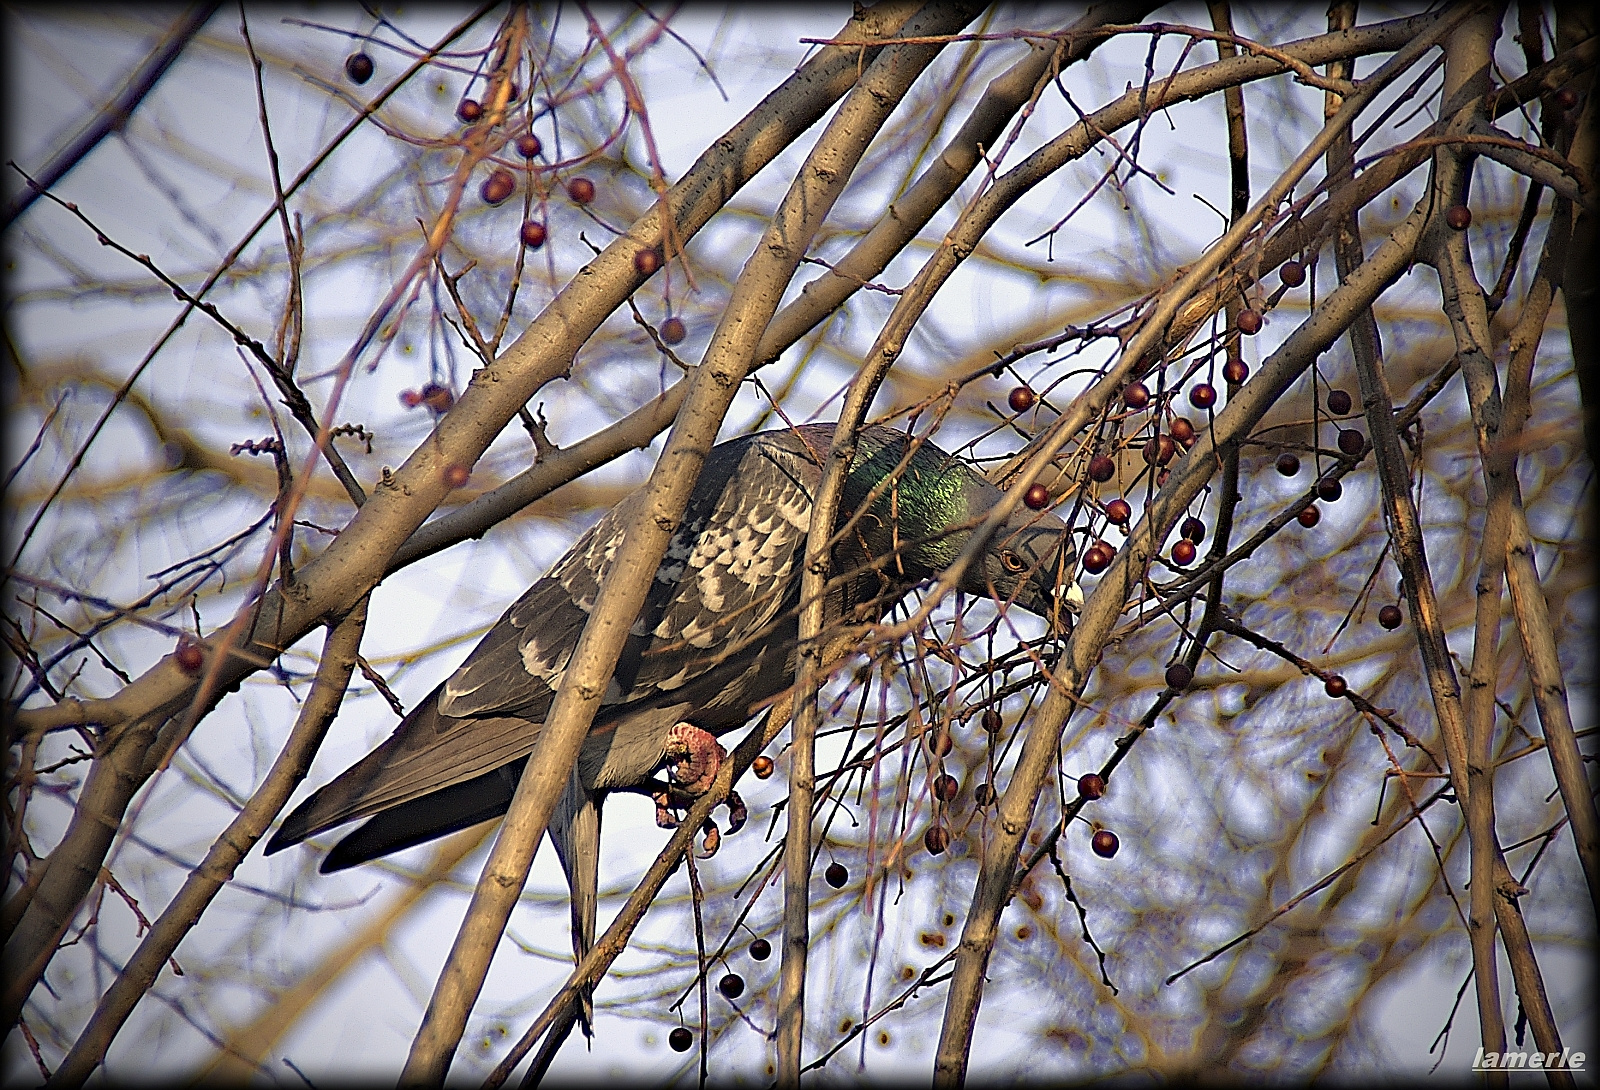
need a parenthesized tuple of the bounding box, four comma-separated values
(664, 722, 725, 796)
(699, 818, 720, 857)
(723, 789, 747, 835)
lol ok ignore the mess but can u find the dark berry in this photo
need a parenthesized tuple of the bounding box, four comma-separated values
(1223, 357, 1249, 384)
(752, 755, 774, 779)
(1165, 662, 1193, 689)
(926, 730, 953, 757)
(719, 973, 745, 999)
(1023, 483, 1051, 510)
(1143, 434, 1176, 466)
(1082, 544, 1111, 575)
(1337, 428, 1365, 456)
(420, 382, 454, 411)
(1237, 309, 1262, 335)
(1297, 504, 1321, 527)
(457, 98, 483, 123)
(515, 132, 542, 158)
(345, 53, 374, 84)
(444, 464, 470, 488)
(1169, 417, 1195, 445)
(1180, 516, 1206, 544)
(520, 220, 548, 249)
(1327, 389, 1353, 415)
(1378, 604, 1403, 630)
(1091, 829, 1120, 858)
(661, 317, 687, 345)
(1276, 451, 1300, 476)
(1171, 538, 1197, 566)
(1554, 87, 1578, 109)
(933, 774, 959, 802)
(1279, 260, 1305, 287)
(1008, 386, 1036, 413)
(1317, 477, 1343, 502)
(481, 169, 516, 205)
(924, 826, 950, 855)
(1189, 383, 1216, 410)
(1105, 498, 1131, 525)
(981, 709, 1003, 734)
(1088, 454, 1116, 483)
(1446, 204, 1472, 230)
(1123, 381, 1151, 410)
(634, 248, 662, 275)
(1077, 772, 1106, 799)
(1324, 674, 1348, 697)
(974, 783, 997, 806)
(749, 937, 772, 960)
(825, 862, 848, 888)
(669, 1027, 693, 1052)
(175, 639, 203, 674)
(567, 176, 596, 204)
(400, 388, 423, 408)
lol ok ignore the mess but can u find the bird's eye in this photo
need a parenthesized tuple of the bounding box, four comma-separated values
(1000, 550, 1026, 573)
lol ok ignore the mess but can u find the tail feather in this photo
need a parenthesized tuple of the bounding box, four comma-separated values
(548, 773, 603, 1037)
(317, 761, 523, 872)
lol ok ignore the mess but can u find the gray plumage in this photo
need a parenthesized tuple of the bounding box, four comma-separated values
(266, 423, 1073, 1026)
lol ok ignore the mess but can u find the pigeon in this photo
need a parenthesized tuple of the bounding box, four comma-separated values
(266, 422, 1074, 1027)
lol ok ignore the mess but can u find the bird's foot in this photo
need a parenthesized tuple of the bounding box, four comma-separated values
(651, 785, 747, 837)
(663, 722, 725, 796)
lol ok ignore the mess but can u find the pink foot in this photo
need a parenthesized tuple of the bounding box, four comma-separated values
(663, 722, 725, 796)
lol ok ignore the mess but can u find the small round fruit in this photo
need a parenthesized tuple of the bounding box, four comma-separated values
(926, 730, 953, 757)
(1169, 417, 1195, 445)
(1143, 434, 1176, 466)
(444, 464, 470, 488)
(515, 132, 542, 158)
(420, 382, 454, 411)
(1077, 772, 1106, 800)
(1171, 538, 1197, 566)
(1327, 389, 1353, 415)
(1023, 483, 1051, 510)
(719, 973, 745, 999)
(1446, 204, 1472, 230)
(749, 937, 772, 960)
(345, 52, 374, 84)
(1105, 498, 1131, 525)
(1297, 504, 1321, 527)
(481, 169, 516, 205)
(1180, 516, 1206, 544)
(1123, 381, 1151, 410)
(520, 220, 548, 249)
(924, 826, 950, 855)
(981, 709, 1003, 734)
(974, 783, 997, 806)
(1317, 476, 1343, 502)
(1337, 428, 1365, 456)
(457, 98, 483, 123)
(567, 176, 596, 204)
(669, 1026, 693, 1052)
(825, 862, 848, 888)
(634, 248, 662, 275)
(400, 388, 423, 408)
(1279, 260, 1305, 287)
(661, 316, 687, 345)
(1378, 604, 1404, 629)
(1275, 451, 1300, 476)
(1554, 87, 1578, 109)
(1324, 674, 1348, 697)
(1082, 544, 1111, 574)
(1165, 662, 1193, 690)
(1237, 308, 1263, 335)
(752, 755, 774, 779)
(1088, 454, 1116, 483)
(933, 774, 959, 802)
(1008, 386, 1036, 413)
(1223, 357, 1249, 384)
(1091, 829, 1120, 858)
(175, 639, 203, 674)
(1189, 383, 1217, 410)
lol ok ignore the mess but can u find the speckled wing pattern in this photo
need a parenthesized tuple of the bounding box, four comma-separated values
(269, 431, 825, 847)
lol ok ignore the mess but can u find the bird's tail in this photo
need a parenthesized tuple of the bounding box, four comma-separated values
(547, 772, 602, 1037)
